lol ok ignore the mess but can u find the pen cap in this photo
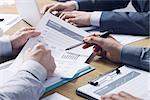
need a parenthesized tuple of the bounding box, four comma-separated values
(0, 27, 3, 37)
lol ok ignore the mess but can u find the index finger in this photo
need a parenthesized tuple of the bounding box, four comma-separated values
(83, 36, 104, 46)
(86, 32, 100, 38)
(82, 43, 93, 49)
(20, 27, 36, 32)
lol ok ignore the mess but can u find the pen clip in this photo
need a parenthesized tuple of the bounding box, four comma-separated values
(0, 19, 4, 22)
(88, 68, 121, 86)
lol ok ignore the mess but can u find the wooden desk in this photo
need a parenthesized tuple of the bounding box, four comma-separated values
(0, 1, 150, 99)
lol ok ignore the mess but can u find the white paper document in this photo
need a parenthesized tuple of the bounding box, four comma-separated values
(89, 30, 146, 45)
(112, 34, 146, 45)
(77, 66, 150, 100)
(0, 14, 21, 33)
(0, 0, 15, 6)
(0, 13, 92, 87)
(41, 93, 70, 100)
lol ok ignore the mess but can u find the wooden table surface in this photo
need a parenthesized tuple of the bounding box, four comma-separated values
(0, 0, 149, 99)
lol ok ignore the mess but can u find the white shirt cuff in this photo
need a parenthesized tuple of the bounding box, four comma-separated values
(0, 36, 12, 56)
(90, 11, 102, 27)
(20, 60, 48, 82)
(71, 1, 79, 10)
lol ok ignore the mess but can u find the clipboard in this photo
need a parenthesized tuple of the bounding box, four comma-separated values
(76, 66, 150, 100)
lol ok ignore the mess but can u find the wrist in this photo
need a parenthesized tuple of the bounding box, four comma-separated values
(21, 60, 48, 82)
(87, 12, 92, 26)
(9, 37, 18, 56)
(113, 43, 123, 62)
(90, 11, 102, 26)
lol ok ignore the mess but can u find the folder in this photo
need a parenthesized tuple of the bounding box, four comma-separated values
(45, 66, 95, 92)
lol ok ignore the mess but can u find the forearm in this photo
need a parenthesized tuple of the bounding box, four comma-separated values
(121, 45, 150, 71)
(0, 71, 45, 100)
(76, 0, 130, 11)
(0, 60, 47, 100)
(100, 11, 150, 35)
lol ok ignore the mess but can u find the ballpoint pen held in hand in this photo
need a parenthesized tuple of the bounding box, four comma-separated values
(65, 31, 110, 51)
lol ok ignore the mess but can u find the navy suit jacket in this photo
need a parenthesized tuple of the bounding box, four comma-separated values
(76, 0, 149, 35)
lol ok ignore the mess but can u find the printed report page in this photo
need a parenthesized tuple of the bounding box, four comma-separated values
(0, 13, 93, 86)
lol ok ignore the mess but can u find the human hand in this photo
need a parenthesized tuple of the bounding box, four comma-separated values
(83, 33, 123, 63)
(9, 27, 41, 56)
(24, 44, 56, 76)
(101, 91, 140, 100)
(59, 11, 92, 27)
(41, 1, 76, 15)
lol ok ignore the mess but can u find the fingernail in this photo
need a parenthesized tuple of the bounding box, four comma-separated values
(51, 11, 58, 15)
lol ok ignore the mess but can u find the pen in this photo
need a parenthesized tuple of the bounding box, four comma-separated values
(65, 42, 85, 50)
(65, 31, 110, 51)
(88, 68, 121, 86)
(0, 18, 4, 22)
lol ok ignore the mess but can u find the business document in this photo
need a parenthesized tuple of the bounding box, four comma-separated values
(42, 92, 70, 100)
(0, 13, 93, 87)
(0, 14, 21, 33)
(77, 66, 150, 100)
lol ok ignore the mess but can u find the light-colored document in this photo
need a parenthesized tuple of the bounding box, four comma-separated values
(89, 30, 146, 45)
(112, 34, 146, 45)
(77, 66, 150, 100)
(0, 14, 21, 34)
(41, 92, 70, 100)
(0, 13, 92, 87)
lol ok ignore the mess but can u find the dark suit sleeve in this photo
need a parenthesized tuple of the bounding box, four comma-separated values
(76, 0, 130, 11)
(100, 11, 150, 35)
(121, 45, 150, 72)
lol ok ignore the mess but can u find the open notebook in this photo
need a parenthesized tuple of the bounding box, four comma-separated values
(0, 13, 94, 91)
